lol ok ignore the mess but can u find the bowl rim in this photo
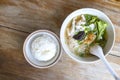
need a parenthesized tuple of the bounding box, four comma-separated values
(23, 30, 62, 68)
(60, 8, 115, 63)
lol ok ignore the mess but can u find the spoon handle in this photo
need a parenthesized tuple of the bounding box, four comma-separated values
(99, 53, 120, 80)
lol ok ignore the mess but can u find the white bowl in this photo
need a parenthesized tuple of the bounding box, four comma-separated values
(60, 8, 115, 63)
(23, 30, 62, 68)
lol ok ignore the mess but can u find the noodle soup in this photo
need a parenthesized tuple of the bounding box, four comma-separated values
(65, 14, 107, 57)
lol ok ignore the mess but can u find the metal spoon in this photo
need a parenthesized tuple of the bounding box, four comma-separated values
(90, 45, 120, 80)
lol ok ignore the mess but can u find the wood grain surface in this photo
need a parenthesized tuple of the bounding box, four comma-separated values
(0, 0, 120, 80)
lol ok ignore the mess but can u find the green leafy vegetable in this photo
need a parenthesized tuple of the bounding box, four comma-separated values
(96, 20, 108, 40)
(84, 14, 97, 26)
(84, 26, 91, 33)
(84, 14, 108, 41)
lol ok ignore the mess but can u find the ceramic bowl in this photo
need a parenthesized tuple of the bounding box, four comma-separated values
(60, 8, 115, 63)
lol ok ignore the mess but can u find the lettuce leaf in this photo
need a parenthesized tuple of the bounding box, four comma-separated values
(84, 14, 97, 26)
(96, 20, 107, 40)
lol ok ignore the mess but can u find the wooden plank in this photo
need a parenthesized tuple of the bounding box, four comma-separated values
(0, 0, 120, 80)
(104, 0, 120, 7)
(0, 26, 120, 80)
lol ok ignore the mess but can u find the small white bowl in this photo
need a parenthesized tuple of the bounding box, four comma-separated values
(60, 8, 115, 63)
(23, 30, 62, 68)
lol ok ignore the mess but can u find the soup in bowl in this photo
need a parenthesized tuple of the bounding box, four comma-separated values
(60, 8, 115, 63)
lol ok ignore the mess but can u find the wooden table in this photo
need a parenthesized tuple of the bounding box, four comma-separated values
(0, 0, 120, 80)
